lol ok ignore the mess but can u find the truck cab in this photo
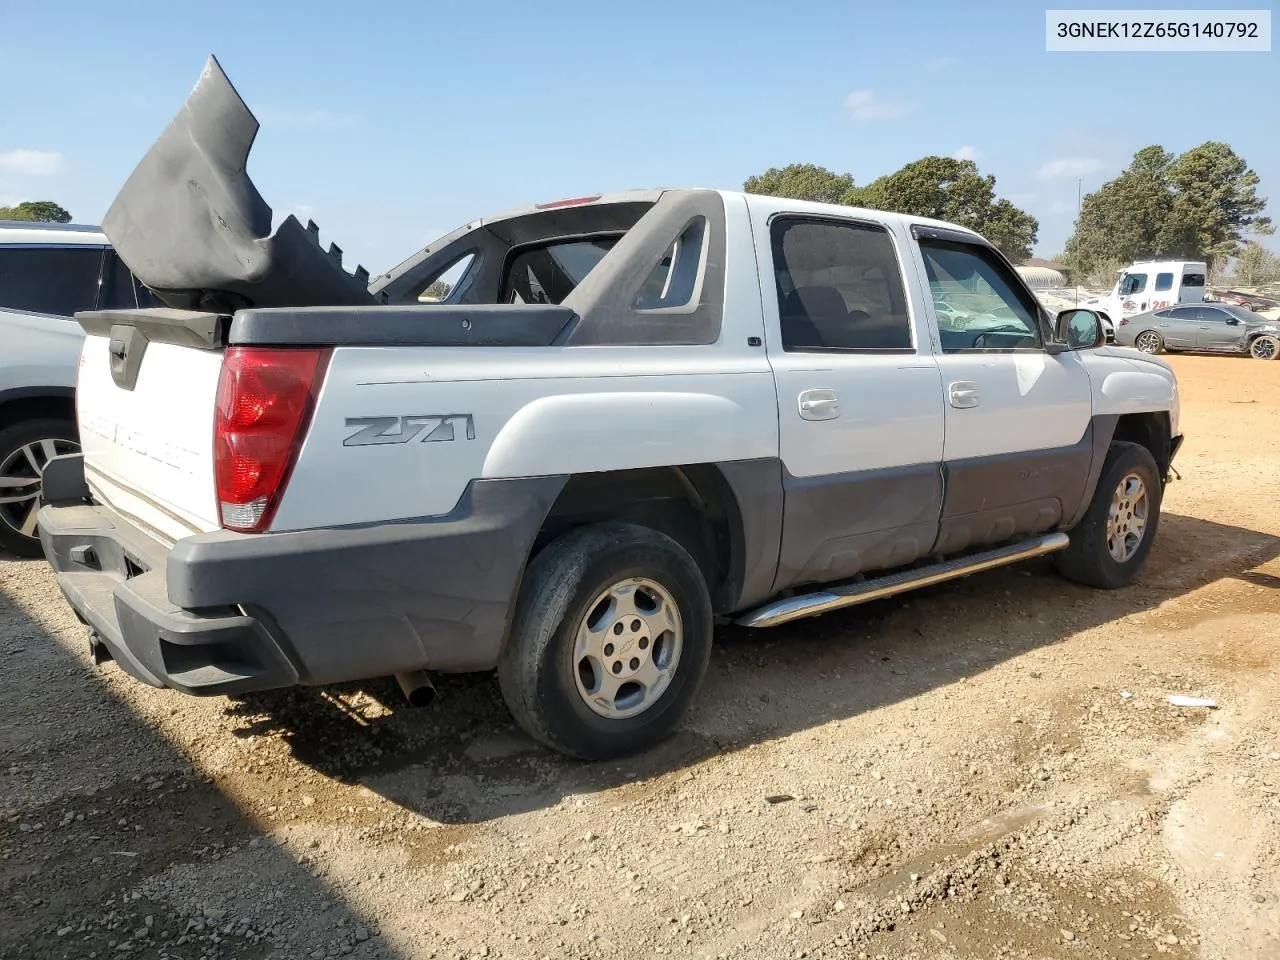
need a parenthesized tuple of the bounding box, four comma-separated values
(1088, 259, 1208, 321)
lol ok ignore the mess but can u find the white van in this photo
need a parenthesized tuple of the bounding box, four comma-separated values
(1087, 260, 1208, 322)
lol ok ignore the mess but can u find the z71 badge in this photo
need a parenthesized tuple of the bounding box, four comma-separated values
(343, 414, 476, 446)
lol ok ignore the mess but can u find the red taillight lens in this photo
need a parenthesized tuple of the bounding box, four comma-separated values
(213, 346, 331, 532)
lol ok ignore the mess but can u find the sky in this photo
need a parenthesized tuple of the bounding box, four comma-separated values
(1, 0, 1275, 273)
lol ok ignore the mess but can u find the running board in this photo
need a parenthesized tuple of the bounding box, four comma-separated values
(736, 532, 1070, 629)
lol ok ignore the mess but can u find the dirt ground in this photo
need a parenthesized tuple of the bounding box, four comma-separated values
(3, 354, 1278, 960)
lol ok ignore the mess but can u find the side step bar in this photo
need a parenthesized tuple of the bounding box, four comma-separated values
(736, 532, 1070, 629)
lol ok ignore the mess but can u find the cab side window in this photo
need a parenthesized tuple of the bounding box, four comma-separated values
(770, 217, 914, 352)
(918, 239, 1043, 352)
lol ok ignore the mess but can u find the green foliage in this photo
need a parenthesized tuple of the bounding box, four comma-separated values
(1065, 143, 1271, 275)
(422, 280, 452, 300)
(0, 200, 72, 223)
(844, 156, 1038, 261)
(743, 163, 855, 204)
(1233, 242, 1280, 287)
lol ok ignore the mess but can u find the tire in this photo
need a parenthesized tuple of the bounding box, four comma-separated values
(497, 522, 714, 760)
(1134, 330, 1163, 355)
(1056, 442, 1162, 590)
(0, 418, 80, 558)
(1249, 335, 1278, 361)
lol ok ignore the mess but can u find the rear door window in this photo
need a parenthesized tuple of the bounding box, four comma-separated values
(770, 216, 914, 351)
(1181, 272, 1206, 288)
(97, 250, 158, 309)
(0, 245, 105, 316)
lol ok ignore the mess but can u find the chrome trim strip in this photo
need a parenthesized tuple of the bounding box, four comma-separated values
(736, 532, 1070, 628)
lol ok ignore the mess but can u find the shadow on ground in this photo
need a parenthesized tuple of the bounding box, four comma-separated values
(0, 565, 397, 959)
(213, 511, 1280, 826)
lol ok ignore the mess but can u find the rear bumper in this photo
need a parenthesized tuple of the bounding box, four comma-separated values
(38, 454, 565, 696)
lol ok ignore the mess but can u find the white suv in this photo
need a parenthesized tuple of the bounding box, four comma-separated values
(0, 220, 154, 556)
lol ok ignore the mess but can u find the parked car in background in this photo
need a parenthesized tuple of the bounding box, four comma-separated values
(0, 220, 155, 555)
(1114, 302, 1280, 360)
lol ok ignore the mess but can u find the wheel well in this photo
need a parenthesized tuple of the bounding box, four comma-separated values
(1112, 412, 1172, 478)
(0, 394, 77, 434)
(533, 466, 739, 611)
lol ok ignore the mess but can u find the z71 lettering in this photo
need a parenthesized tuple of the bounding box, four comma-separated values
(343, 414, 476, 447)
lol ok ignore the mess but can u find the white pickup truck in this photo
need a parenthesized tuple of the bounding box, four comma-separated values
(39, 59, 1183, 760)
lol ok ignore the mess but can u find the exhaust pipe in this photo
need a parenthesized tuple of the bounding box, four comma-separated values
(395, 669, 436, 708)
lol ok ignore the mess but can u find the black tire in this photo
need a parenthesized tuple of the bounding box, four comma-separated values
(0, 418, 79, 558)
(1056, 442, 1162, 590)
(497, 522, 714, 760)
(1249, 335, 1278, 361)
(1134, 330, 1163, 355)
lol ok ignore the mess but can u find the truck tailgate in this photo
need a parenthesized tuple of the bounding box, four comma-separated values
(75, 314, 226, 542)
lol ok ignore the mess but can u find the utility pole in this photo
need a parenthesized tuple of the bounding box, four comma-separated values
(1074, 178, 1082, 305)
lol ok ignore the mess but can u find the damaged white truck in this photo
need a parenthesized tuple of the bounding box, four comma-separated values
(38, 58, 1183, 760)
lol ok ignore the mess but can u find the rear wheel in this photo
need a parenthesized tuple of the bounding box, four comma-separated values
(497, 522, 713, 760)
(1056, 442, 1161, 589)
(0, 418, 80, 558)
(1249, 335, 1278, 361)
(1134, 330, 1163, 355)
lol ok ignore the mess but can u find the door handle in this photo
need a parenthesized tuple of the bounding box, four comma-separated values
(798, 389, 840, 421)
(948, 381, 979, 409)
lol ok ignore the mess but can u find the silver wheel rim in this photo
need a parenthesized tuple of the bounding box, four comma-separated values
(1251, 337, 1277, 360)
(1136, 332, 1160, 354)
(0, 437, 79, 542)
(1107, 472, 1149, 564)
(572, 577, 683, 720)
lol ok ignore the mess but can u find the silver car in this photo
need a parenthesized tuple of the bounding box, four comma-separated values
(1114, 302, 1279, 360)
(0, 221, 155, 556)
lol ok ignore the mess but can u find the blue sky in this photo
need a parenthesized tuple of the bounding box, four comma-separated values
(1, 0, 1275, 272)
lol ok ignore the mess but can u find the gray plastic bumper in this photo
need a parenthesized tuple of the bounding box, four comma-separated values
(37, 455, 565, 695)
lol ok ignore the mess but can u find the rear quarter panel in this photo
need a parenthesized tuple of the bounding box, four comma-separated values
(273, 346, 780, 530)
(0, 309, 84, 395)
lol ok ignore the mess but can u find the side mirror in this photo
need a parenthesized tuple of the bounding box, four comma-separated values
(1225, 317, 1241, 326)
(1055, 309, 1104, 350)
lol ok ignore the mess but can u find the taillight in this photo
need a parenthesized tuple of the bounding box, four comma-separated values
(1119, 318, 1129, 325)
(213, 346, 331, 532)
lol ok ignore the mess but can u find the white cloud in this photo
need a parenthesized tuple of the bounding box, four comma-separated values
(1035, 157, 1103, 180)
(953, 145, 979, 162)
(0, 149, 64, 177)
(844, 90, 914, 121)
(254, 106, 359, 129)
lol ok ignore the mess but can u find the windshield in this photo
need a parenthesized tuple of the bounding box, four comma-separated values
(1118, 273, 1148, 296)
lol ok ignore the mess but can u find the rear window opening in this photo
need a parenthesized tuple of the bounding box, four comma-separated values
(502, 236, 620, 304)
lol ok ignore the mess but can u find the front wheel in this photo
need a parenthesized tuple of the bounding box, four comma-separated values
(1249, 335, 1278, 361)
(1134, 330, 1163, 355)
(1056, 442, 1162, 590)
(498, 522, 713, 760)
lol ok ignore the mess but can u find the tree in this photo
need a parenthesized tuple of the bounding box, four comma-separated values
(743, 163, 855, 204)
(1233, 242, 1280, 287)
(0, 200, 72, 222)
(422, 280, 452, 300)
(1064, 142, 1271, 275)
(845, 156, 1039, 261)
